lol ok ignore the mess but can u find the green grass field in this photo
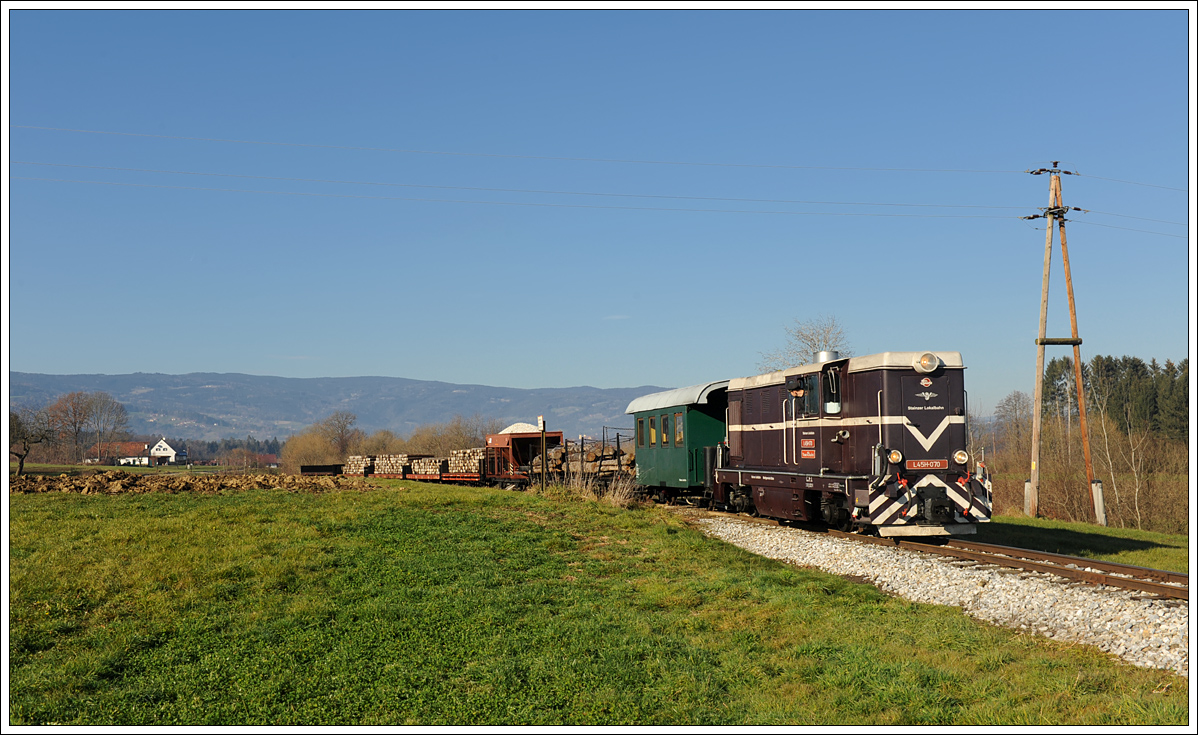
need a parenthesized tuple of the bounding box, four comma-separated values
(8, 479, 1188, 725)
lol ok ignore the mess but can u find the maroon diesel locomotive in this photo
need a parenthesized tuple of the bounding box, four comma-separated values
(711, 350, 991, 536)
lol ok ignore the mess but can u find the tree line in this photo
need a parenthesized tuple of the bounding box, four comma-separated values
(10, 391, 130, 475)
(979, 354, 1188, 534)
(9, 390, 498, 477)
(278, 411, 504, 475)
(8, 390, 289, 474)
(186, 436, 283, 462)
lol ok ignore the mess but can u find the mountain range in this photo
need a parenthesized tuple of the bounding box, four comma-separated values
(8, 372, 668, 442)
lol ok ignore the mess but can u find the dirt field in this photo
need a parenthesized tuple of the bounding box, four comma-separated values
(8, 470, 370, 495)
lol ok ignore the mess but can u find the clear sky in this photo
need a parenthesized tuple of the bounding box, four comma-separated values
(5, 7, 1194, 416)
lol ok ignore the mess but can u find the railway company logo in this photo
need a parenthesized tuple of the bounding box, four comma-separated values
(920, 377, 933, 387)
(915, 391, 938, 401)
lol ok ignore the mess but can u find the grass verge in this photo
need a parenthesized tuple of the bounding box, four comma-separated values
(8, 480, 1188, 725)
(976, 514, 1188, 573)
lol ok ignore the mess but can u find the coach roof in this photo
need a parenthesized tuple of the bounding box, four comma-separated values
(625, 380, 731, 415)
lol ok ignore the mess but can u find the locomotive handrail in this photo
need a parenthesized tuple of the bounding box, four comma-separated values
(782, 398, 789, 465)
(791, 397, 797, 464)
(876, 390, 884, 444)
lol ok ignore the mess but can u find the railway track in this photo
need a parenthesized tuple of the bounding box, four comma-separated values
(824, 529, 1189, 601)
(672, 508, 1188, 601)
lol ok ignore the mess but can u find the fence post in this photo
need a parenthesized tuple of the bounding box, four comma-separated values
(1091, 480, 1107, 526)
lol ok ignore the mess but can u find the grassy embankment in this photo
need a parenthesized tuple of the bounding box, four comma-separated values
(973, 513, 1188, 574)
(9, 478, 1188, 726)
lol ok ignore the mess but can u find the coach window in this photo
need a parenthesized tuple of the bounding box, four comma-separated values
(675, 412, 684, 445)
(649, 416, 657, 446)
(637, 418, 645, 448)
(661, 414, 670, 446)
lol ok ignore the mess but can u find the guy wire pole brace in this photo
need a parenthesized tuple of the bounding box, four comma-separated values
(1021, 162, 1101, 523)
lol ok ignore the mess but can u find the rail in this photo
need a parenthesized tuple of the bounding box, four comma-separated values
(825, 529, 1188, 601)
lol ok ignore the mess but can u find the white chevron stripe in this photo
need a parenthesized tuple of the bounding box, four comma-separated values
(944, 484, 970, 509)
(902, 415, 964, 451)
(869, 493, 892, 513)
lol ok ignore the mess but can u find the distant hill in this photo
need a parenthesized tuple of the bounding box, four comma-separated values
(9, 372, 668, 442)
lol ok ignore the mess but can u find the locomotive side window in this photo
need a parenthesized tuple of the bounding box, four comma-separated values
(637, 418, 645, 448)
(661, 414, 670, 446)
(823, 367, 842, 415)
(787, 374, 820, 417)
(674, 412, 684, 444)
(649, 416, 657, 446)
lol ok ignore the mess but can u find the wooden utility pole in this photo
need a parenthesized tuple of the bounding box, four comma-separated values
(1023, 163, 1101, 523)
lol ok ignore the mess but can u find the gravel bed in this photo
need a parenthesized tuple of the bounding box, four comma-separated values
(688, 513, 1189, 678)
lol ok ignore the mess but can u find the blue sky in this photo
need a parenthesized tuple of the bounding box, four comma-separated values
(5, 8, 1193, 416)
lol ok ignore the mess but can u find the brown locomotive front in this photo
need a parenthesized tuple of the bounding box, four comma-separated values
(712, 351, 992, 536)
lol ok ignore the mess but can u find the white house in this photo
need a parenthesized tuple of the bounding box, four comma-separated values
(112, 438, 186, 466)
(148, 438, 185, 464)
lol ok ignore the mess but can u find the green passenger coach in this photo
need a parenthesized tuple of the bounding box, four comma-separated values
(625, 380, 730, 502)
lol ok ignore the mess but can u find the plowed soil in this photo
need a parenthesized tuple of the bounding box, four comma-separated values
(9, 470, 371, 495)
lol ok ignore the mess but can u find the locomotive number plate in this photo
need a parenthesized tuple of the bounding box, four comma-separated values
(906, 459, 948, 470)
(800, 439, 816, 448)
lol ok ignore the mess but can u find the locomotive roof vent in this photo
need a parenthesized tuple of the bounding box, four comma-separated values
(815, 350, 841, 363)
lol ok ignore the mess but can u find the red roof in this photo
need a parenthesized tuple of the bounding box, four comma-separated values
(87, 441, 153, 458)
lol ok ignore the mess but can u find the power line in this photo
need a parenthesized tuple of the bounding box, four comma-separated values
(16, 161, 1183, 225)
(1077, 174, 1187, 193)
(10, 160, 1031, 211)
(1066, 220, 1187, 239)
(11, 125, 1025, 174)
(9, 176, 1026, 219)
(1078, 209, 1187, 226)
(15, 126, 1186, 193)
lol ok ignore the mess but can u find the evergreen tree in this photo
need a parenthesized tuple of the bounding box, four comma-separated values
(1156, 359, 1188, 443)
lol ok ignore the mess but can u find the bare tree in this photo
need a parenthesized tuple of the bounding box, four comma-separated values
(757, 314, 853, 372)
(1088, 372, 1125, 527)
(315, 411, 364, 460)
(10, 406, 56, 476)
(403, 414, 505, 457)
(1121, 402, 1153, 530)
(280, 431, 338, 475)
(47, 391, 93, 464)
(358, 429, 405, 456)
(87, 392, 129, 463)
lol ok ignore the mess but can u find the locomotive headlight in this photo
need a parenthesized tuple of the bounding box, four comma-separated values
(887, 449, 903, 464)
(953, 450, 969, 466)
(914, 352, 940, 374)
